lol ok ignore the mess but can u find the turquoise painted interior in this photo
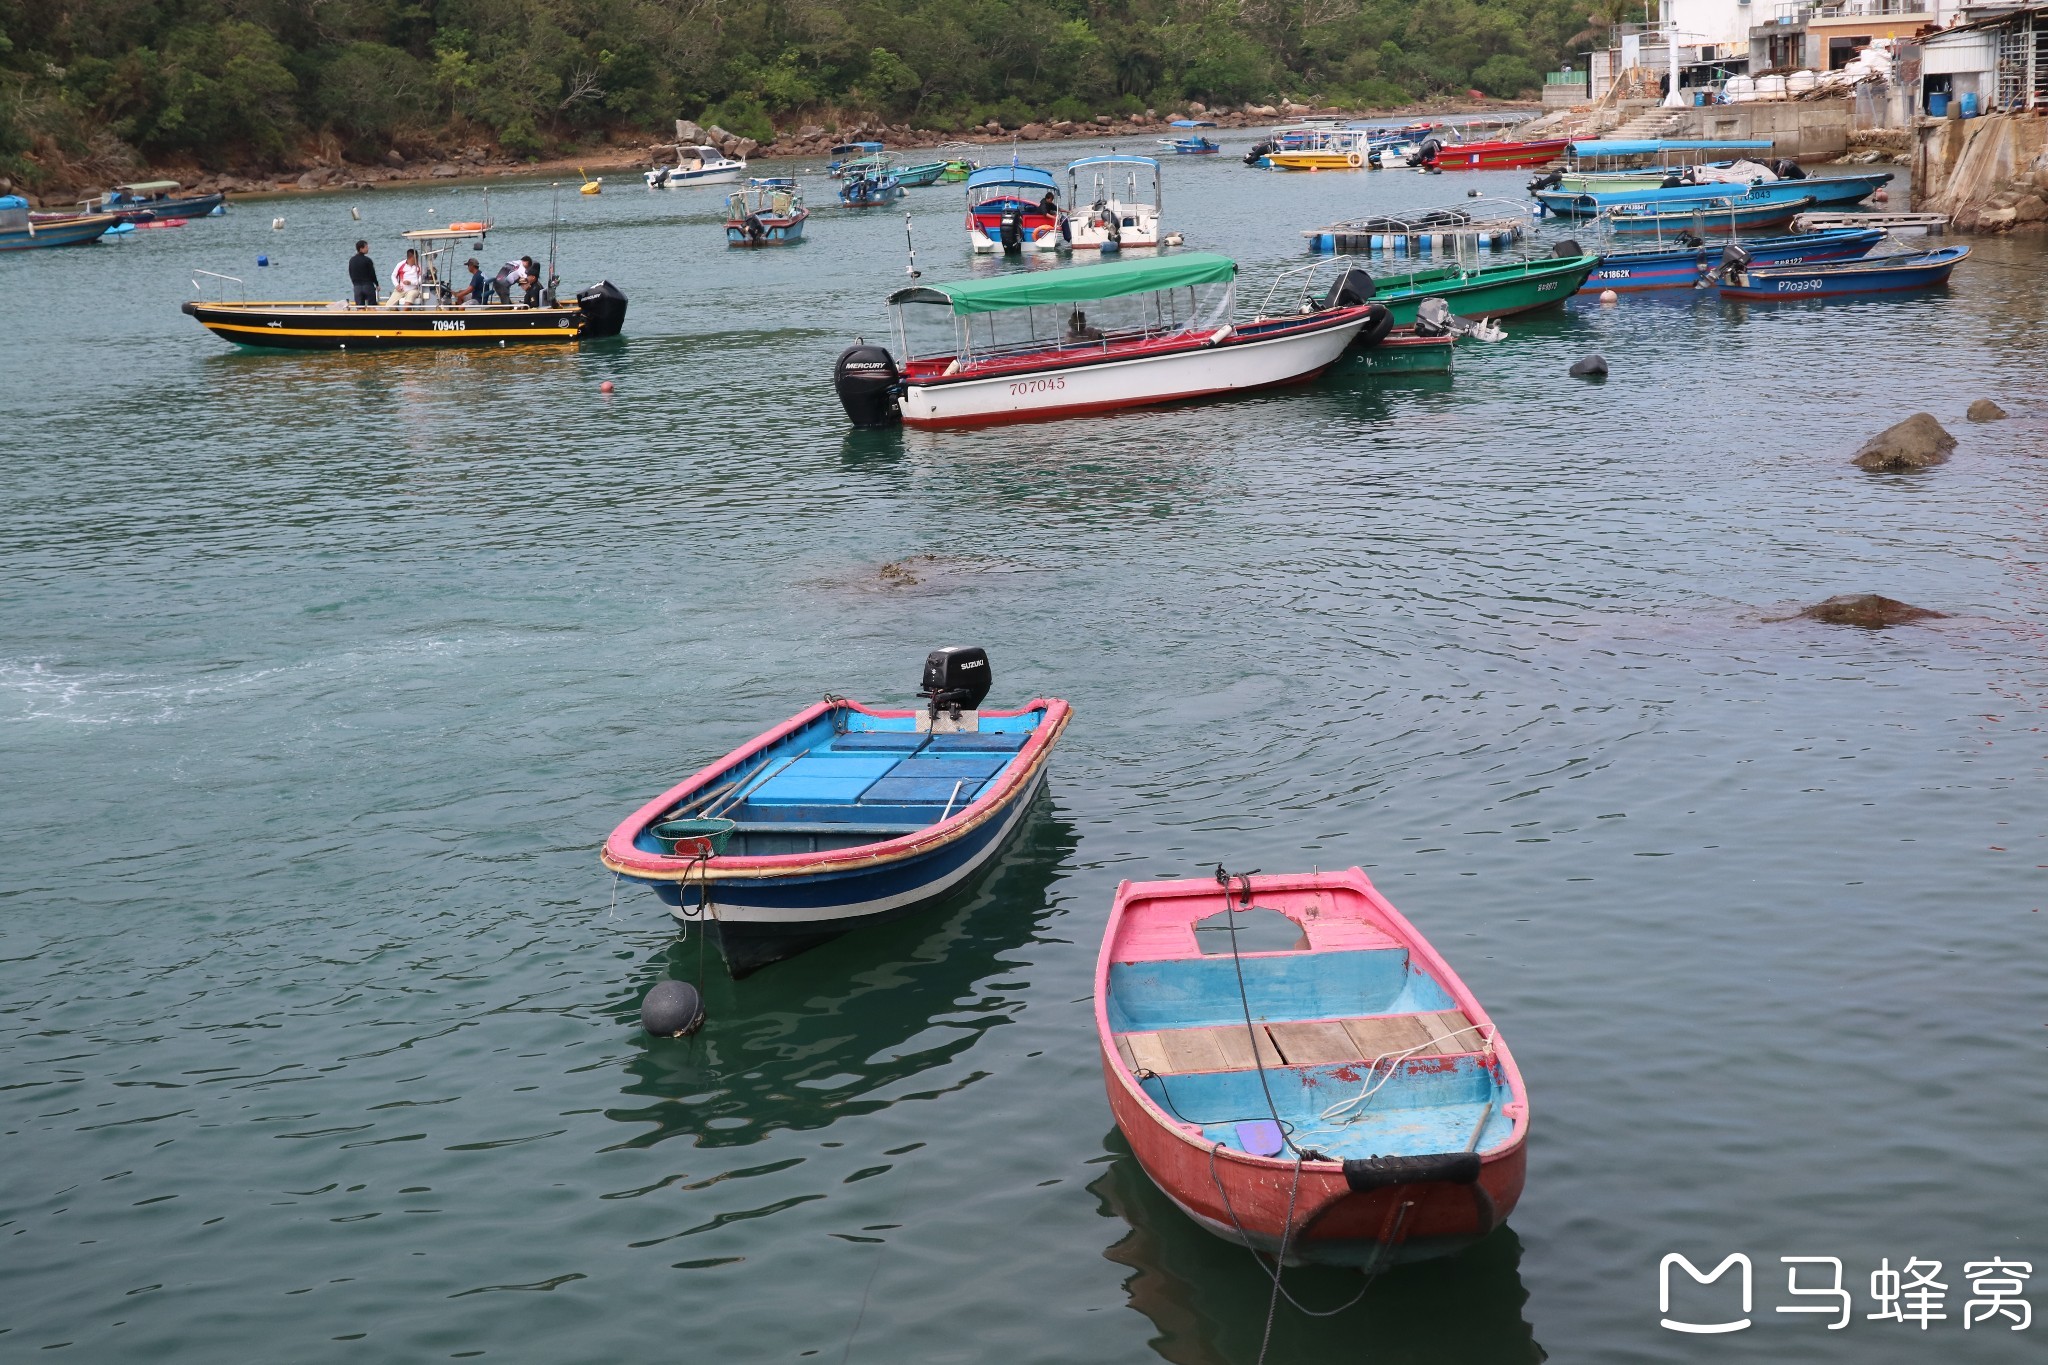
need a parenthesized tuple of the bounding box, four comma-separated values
(634, 707, 1044, 855)
(1141, 1054, 1508, 1160)
(1105, 948, 1454, 1034)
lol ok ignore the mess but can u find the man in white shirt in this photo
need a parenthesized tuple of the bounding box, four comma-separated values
(390, 248, 423, 303)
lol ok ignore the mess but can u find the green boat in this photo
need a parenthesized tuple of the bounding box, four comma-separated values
(939, 159, 978, 182)
(897, 160, 949, 187)
(1346, 330, 1454, 374)
(1368, 254, 1603, 325)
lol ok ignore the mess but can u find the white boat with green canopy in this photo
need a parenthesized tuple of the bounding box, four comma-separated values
(832, 252, 1387, 429)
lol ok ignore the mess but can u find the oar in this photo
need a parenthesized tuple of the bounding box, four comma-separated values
(939, 779, 966, 821)
(1462, 1098, 1495, 1153)
(705, 748, 810, 818)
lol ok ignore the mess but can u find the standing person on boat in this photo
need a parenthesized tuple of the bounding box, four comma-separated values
(493, 258, 526, 304)
(520, 256, 543, 308)
(390, 248, 423, 303)
(347, 240, 378, 305)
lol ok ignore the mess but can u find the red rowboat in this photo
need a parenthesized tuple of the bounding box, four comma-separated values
(1095, 867, 1528, 1266)
(1414, 136, 1570, 171)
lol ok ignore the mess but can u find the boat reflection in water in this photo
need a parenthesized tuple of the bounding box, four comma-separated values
(1090, 1130, 1544, 1365)
(605, 791, 1076, 1151)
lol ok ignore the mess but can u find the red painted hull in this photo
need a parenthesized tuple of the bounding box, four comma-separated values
(1425, 138, 1570, 171)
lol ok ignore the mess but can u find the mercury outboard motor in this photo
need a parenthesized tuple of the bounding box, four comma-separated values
(1407, 138, 1442, 169)
(919, 646, 992, 719)
(1245, 140, 1273, 167)
(998, 207, 1025, 253)
(834, 343, 902, 427)
(1775, 158, 1807, 180)
(1320, 267, 1378, 310)
(1527, 170, 1562, 193)
(574, 281, 629, 338)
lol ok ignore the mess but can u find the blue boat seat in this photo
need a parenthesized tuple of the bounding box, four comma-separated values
(923, 732, 1030, 752)
(883, 755, 1009, 781)
(832, 732, 930, 752)
(860, 775, 991, 806)
(750, 752, 902, 806)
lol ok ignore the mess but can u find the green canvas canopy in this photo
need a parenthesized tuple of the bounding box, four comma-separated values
(890, 253, 1236, 315)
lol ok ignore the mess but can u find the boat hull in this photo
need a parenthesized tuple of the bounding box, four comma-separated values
(1718, 246, 1968, 299)
(726, 211, 808, 246)
(1373, 255, 1601, 325)
(646, 167, 744, 188)
(898, 309, 1370, 428)
(1606, 195, 1812, 235)
(1420, 138, 1569, 171)
(1344, 329, 1455, 374)
(0, 215, 119, 250)
(1538, 172, 1890, 217)
(1581, 229, 1882, 292)
(181, 286, 626, 350)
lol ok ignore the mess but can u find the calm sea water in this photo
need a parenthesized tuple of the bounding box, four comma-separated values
(4, 140, 2045, 1364)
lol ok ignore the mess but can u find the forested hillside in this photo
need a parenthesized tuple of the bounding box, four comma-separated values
(0, 0, 1593, 184)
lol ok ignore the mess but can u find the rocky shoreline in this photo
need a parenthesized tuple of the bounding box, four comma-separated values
(7, 99, 1532, 205)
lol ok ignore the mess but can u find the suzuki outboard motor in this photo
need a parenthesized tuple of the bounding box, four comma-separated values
(1320, 267, 1377, 310)
(574, 281, 629, 338)
(998, 208, 1025, 252)
(834, 343, 902, 428)
(919, 646, 992, 719)
(1713, 241, 1752, 287)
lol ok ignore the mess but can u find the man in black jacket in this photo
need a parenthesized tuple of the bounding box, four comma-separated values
(347, 240, 378, 305)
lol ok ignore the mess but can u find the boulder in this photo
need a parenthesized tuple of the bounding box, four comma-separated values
(1979, 205, 2018, 230)
(1967, 398, 2008, 422)
(1852, 412, 1955, 470)
(1569, 354, 1608, 378)
(430, 163, 459, 178)
(1188, 101, 1207, 114)
(798, 124, 826, 140)
(1018, 122, 1047, 140)
(732, 137, 759, 159)
(385, 149, 405, 167)
(676, 119, 707, 144)
(1792, 594, 1947, 629)
(1094, 114, 1112, 125)
(2014, 194, 2048, 224)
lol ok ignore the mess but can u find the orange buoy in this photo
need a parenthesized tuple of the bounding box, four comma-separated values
(600, 380, 615, 394)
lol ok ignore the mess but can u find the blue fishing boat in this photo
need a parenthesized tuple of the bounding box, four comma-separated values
(1160, 136, 1221, 155)
(839, 170, 905, 207)
(1536, 171, 1890, 218)
(1710, 243, 1970, 300)
(0, 196, 119, 251)
(1580, 227, 1883, 292)
(965, 161, 1061, 252)
(601, 648, 1072, 977)
(724, 178, 808, 246)
(94, 180, 227, 220)
(1604, 193, 1815, 236)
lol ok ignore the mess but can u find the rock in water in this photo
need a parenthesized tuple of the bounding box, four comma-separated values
(640, 980, 705, 1037)
(1569, 354, 1608, 379)
(1851, 412, 1955, 470)
(1794, 595, 1948, 629)
(1967, 399, 2008, 422)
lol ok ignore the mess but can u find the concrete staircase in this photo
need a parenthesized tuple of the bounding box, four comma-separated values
(1605, 108, 1690, 141)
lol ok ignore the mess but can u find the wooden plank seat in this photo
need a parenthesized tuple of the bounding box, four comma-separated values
(1115, 1009, 1479, 1077)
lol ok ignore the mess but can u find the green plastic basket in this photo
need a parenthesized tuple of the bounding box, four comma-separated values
(650, 817, 736, 858)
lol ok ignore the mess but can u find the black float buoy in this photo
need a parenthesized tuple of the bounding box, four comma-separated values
(640, 979, 705, 1037)
(1569, 354, 1609, 379)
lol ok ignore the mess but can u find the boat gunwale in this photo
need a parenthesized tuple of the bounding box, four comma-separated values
(1094, 867, 1530, 1178)
(600, 697, 1071, 883)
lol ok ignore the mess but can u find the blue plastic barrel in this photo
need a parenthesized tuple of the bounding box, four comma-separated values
(1960, 91, 1979, 117)
(1928, 92, 1950, 117)
(1694, 91, 1707, 106)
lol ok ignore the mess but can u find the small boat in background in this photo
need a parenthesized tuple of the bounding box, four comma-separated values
(724, 178, 808, 246)
(1063, 154, 1164, 250)
(645, 145, 746, 188)
(1096, 867, 1527, 1265)
(1707, 241, 1969, 299)
(1603, 193, 1814, 236)
(896, 160, 950, 187)
(827, 141, 885, 177)
(600, 649, 1071, 977)
(0, 196, 120, 251)
(1303, 199, 1530, 255)
(1581, 227, 1882, 292)
(1536, 170, 1890, 218)
(1160, 136, 1221, 155)
(839, 164, 905, 207)
(1409, 133, 1568, 171)
(74, 180, 227, 221)
(1358, 248, 1603, 325)
(965, 161, 1061, 253)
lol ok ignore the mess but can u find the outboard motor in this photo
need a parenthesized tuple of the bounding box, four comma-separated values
(919, 646, 992, 720)
(1710, 241, 1752, 287)
(1527, 170, 1562, 193)
(998, 207, 1025, 253)
(834, 343, 902, 428)
(573, 281, 629, 338)
(1775, 158, 1807, 180)
(1413, 296, 1455, 338)
(1407, 138, 1442, 169)
(1660, 173, 1686, 188)
(1551, 239, 1583, 259)
(1676, 229, 1704, 248)
(1320, 266, 1377, 310)
(1244, 140, 1273, 167)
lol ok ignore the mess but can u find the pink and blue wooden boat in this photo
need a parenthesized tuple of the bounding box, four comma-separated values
(1535, 170, 1890, 218)
(601, 651, 1070, 977)
(1713, 243, 1970, 300)
(1096, 868, 1528, 1266)
(0, 196, 119, 251)
(1603, 193, 1815, 236)
(1580, 227, 1883, 293)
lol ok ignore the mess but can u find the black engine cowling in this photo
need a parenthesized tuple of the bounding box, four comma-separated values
(574, 281, 629, 338)
(1407, 138, 1442, 168)
(1775, 158, 1807, 180)
(1552, 239, 1583, 259)
(920, 646, 992, 715)
(1244, 141, 1273, 166)
(834, 343, 902, 428)
(999, 208, 1024, 252)
(1320, 267, 1378, 310)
